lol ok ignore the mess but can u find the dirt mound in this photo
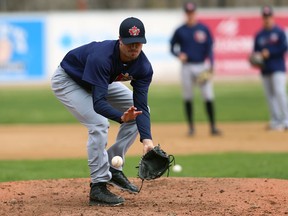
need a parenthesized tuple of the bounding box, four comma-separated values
(1, 123, 288, 215)
(1, 177, 288, 216)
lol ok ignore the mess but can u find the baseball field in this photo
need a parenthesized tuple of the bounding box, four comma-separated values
(1, 81, 288, 215)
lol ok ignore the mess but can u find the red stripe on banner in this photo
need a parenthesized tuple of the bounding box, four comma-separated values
(199, 14, 288, 76)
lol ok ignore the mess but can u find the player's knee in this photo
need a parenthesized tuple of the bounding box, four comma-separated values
(183, 95, 192, 101)
(87, 119, 110, 134)
(203, 91, 214, 100)
(274, 88, 286, 98)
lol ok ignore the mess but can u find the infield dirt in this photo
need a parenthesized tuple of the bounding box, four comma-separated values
(1, 122, 288, 215)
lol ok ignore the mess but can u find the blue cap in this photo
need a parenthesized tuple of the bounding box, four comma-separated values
(119, 17, 146, 45)
(262, 5, 273, 17)
(184, 2, 197, 13)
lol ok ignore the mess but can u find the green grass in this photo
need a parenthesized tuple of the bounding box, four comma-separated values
(0, 81, 269, 124)
(0, 87, 77, 124)
(1, 153, 287, 182)
(149, 82, 268, 122)
(0, 82, 285, 183)
(0, 159, 89, 182)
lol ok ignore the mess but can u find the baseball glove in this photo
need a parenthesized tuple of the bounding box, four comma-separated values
(137, 144, 174, 181)
(196, 69, 213, 85)
(249, 52, 264, 68)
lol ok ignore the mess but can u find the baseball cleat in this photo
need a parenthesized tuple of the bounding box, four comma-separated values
(89, 182, 125, 206)
(187, 128, 195, 136)
(108, 167, 139, 193)
(211, 128, 222, 136)
(266, 124, 285, 131)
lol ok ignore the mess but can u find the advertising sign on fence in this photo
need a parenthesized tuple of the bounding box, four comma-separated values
(0, 10, 287, 84)
(199, 12, 288, 76)
(0, 18, 45, 82)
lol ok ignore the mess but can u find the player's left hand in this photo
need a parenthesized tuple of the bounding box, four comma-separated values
(137, 144, 174, 181)
(196, 69, 213, 85)
(121, 106, 142, 123)
(142, 139, 155, 155)
(248, 52, 264, 68)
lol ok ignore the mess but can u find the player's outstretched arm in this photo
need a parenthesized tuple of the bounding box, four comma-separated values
(142, 139, 154, 155)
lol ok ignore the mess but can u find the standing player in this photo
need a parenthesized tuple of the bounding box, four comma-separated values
(251, 6, 288, 130)
(170, 1, 221, 136)
(51, 17, 155, 206)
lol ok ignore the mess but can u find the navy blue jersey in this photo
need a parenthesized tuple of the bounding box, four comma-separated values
(254, 25, 287, 75)
(60, 40, 153, 140)
(170, 22, 214, 65)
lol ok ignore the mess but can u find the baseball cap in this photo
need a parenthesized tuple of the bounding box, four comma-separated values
(119, 17, 146, 45)
(184, 1, 197, 13)
(262, 5, 273, 17)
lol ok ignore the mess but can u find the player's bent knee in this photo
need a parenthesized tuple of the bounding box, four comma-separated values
(86, 119, 110, 134)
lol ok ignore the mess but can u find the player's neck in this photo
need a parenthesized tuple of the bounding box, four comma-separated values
(264, 23, 274, 30)
(186, 20, 197, 27)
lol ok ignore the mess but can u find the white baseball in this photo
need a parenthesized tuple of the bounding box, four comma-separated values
(172, 164, 182, 173)
(111, 156, 123, 168)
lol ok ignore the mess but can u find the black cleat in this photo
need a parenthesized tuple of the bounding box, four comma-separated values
(188, 128, 195, 136)
(89, 182, 125, 206)
(108, 167, 139, 193)
(211, 128, 222, 136)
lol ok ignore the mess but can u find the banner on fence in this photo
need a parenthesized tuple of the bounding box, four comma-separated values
(0, 17, 45, 82)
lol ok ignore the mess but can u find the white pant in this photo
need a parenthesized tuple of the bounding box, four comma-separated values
(262, 72, 288, 127)
(181, 63, 214, 101)
(51, 66, 138, 183)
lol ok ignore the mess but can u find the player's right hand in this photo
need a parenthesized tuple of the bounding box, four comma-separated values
(121, 106, 142, 123)
(178, 52, 188, 63)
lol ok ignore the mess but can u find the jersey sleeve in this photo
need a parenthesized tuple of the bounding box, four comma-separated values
(83, 54, 123, 123)
(131, 64, 153, 141)
(170, 28, 181, 57)
(267, 29, 287, 58)
(130, 71, 152, 91)
(254, 33, 262, 52)
(205, 27, 214, 67)
(82, 54, 111, 88)
(91, 85, 123, 123)
(134, 88, 152, 141)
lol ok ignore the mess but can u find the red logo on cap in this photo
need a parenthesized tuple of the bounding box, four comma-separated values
(129, 26, 140, 36)
(187, 3, 195, 10)
(263, 7, 271, 14)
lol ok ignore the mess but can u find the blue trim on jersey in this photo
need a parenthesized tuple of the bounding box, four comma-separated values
(254, 25, 287, 75)
(170, 22, 214, 65)
(60, 40, 153, 141)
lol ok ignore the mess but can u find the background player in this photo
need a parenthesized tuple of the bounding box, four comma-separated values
(51, 17, 155, 206)
(170, 1, 221, 136)
(252, 6, 288, 130)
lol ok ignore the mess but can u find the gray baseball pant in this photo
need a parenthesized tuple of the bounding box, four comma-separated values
(262, 72, 288, 128)
(51, 66, 138, 183)
(181, 63, 214, 100)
